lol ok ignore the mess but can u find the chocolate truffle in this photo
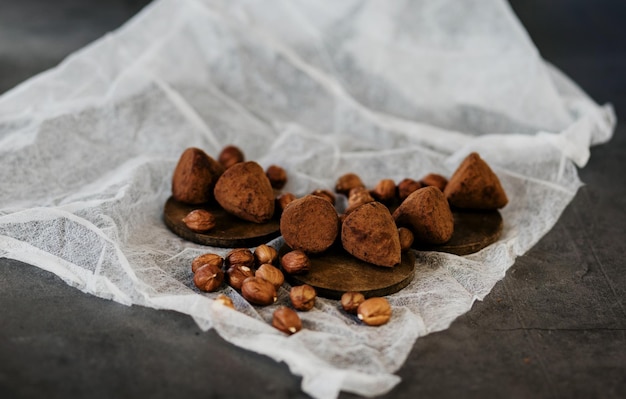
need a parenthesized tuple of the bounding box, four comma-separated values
(393, 186, 454, 245)
(444, 152, 508, 209)
(280, 195, 339, 254)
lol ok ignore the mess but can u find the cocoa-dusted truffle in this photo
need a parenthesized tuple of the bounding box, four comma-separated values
(280, 195, 339, 254)
(342, 201, 401, 267)
(172, 147, 224, 204)
(444, 152, 508, 209)
(393, 186, 454, 245)
(214, 161, 275, 223)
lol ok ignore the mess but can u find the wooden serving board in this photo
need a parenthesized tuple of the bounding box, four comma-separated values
(163, 196, 280, 248)
(280, 245, 416, 299)
(413, 210, 503, 255)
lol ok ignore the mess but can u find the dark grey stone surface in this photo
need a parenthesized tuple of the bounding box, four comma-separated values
(1, 1, 624, 398)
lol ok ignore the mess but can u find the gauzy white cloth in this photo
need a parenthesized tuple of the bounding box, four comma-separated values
(0, 1, 615, 398)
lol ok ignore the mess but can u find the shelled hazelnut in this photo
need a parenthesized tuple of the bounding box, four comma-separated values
(290, 284, 316, 311)
(335, 173, 365, 196)
(214, 294, 235, 309)
(191, 253, 224, 273)
(371, 179, 396, 203)
(182, 209, 216, 232)
(225, 248, 255, 268)
(256, 264, 284, 289)
(218, 145, 245, 169)
(254, 244, 278, 266)
(276, 192, 296, 214)
(193, 263, 224, 292)
(272, 307, 302, 335)
(266, 165, 287, 189)
(357, 297, 392, 326)
(226, 264, 255, 290)
(420, 173, 448, 192)
(310, 189, 336, 205)
(241, 276, 277, 306)
(341, 291, 365, 314)
(345, 186, 375, 214)
(398, 227, 414, 252)
(280, 250, 311, 275)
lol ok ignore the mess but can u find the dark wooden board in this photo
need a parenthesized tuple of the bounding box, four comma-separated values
(414, 210, 503, 255)
(280, 245, 416, 299)
(163, 196, 280, 248)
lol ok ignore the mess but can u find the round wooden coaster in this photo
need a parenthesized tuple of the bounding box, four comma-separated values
(280, 245, 416, 299)
(413, 210, 503, 256)
(163, 196, 280, 248)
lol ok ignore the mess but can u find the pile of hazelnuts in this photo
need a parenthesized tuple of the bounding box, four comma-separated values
(192, 243, 392, 333)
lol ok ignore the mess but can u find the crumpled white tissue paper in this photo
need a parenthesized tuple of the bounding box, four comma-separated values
(0, 0, 615, 398)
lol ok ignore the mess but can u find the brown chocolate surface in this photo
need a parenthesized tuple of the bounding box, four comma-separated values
(280, 195, 339, 254)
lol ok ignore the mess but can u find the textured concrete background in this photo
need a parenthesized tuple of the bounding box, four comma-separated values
(1, 1, 625, 398)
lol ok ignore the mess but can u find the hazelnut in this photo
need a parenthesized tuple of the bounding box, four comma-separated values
(357, 297, 392, 326)
(272, 306, 302, 335)
(276, 192, 296, 214)
(398, 227, 414, 252)
(182, 209, 216, 232)
(256, 263, 284, 289)
(266, 165, 287, 189)
(371, 179, 396, 203)
(241, 276, 277, 306)
(280, 250, 311, 275)
(420, 173, 448, 192)
(289, 284, 316, 311)
(310, 189, 336, 205)
(254, 244, 278, 266)
(193, 263, 224, 292)
(341, 291, 365, 314)
(226, 264, 255, 290)
(345, 187, 374, 214)
(191, 253, 224, 273)
(398, 178, 422, 201)
(335, 173, 365, 196)
(214, 294, 235, 309)
(225, 248, 255, 268)
(218, 145, 245, 169)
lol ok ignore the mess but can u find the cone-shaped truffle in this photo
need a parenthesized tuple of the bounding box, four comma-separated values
(214, 161, 275, 223)
(172, 147, 224, 204)
(280, 195, 338, 254)
(393, 186, 454, 245)
(342, 202, 401, 267)
(444, 152, 508, 209)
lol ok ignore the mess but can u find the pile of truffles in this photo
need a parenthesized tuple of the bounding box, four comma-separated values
(279, 151, 508, 269)
(174, 146, 508, 332)
(172, 145, 288, 231)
